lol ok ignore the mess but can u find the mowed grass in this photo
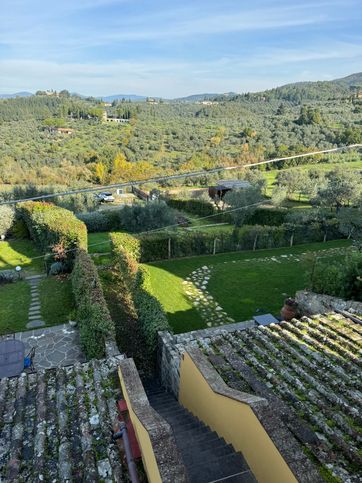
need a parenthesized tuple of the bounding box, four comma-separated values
(145, 239, 351, 333)
(0, 239, 44, 274)
(88, 232, 112, 253)
(0, 281, 31, 335)
(39, 276, 75, 326)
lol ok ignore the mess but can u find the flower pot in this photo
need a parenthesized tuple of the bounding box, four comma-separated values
(281, 304, 297, 321)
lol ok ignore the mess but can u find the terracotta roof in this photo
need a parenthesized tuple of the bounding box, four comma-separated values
(0, 356, 125, 482)
(192, 313, 362, 482)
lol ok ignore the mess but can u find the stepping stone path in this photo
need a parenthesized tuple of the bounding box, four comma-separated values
(182, 246, 352, 329)
(26, 274, 46, 329)
(183, 266, 235, 328)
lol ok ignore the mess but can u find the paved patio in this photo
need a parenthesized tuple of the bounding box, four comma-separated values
(15, 323, 85, 369)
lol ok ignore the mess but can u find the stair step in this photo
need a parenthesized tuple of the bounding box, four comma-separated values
(181, 442, 234, 466)
(217, 472, 257, 482)
(175, 430, 221, 448)
(187, 453, 249, 483)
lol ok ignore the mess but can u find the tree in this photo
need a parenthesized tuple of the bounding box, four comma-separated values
(338, 206, 362, 250)
(94, 162, 107, 184)
(315, 169, 361, 211)
(271, 186, 287, 207)
(119, 201, 176, 232)
(224, 187, 263, 226)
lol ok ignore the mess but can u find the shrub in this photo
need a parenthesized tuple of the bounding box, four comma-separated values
(77, 210, 116, 232)
(166, 198, 215, 217)
(71, 250, 115, 358)
(119, 201, 176, 233)
(133, 266, 170, 354)
(111, 231, 171, 357)
(18, 201, 87, 266)
(247, 207, 288, 226)
(0, 206, 15, 238)
(310, 253, 362, 301)
(0, 270, 19, 284)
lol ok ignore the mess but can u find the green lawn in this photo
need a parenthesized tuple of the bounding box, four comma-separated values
(0, 281, 31, 335)
(39, 276, 74, 326)
(88, 231, 112, 253)
(0, 239, 44, 274)
(145, 239, 351, 333)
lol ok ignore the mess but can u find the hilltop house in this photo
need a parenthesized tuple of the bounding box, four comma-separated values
(209, 179, 252, 199)
(102, 111, 129, 123)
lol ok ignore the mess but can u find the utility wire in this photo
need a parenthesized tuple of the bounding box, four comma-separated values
(11, 200, 270, 266)
(1, 144, 361, 206)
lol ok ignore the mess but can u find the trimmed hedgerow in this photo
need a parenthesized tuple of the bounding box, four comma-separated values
(166, 198, 215, 217)
(110, 231, 171, 356)
(77, 210, 117, 233)
(133, 266, 170, 354)
(71, 249, 115, 359)
(0, 206, 15, 238)
(18, 201, 87, 265)
(247, 207, 288, 226)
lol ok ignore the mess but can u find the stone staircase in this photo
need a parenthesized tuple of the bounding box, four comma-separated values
(144, 381, 256, 483)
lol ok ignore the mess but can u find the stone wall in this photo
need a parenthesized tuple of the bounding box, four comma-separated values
(158, 319, 255, 397)
(296, 290, 362, 317)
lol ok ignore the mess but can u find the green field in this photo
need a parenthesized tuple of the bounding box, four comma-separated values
(39, 276, 74, 326)
(145, 239, 351, 333)
(0, 239, 44, 274)
(0, 281, 31, 335)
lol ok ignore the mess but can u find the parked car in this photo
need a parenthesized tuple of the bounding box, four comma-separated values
(95, 192, 115, 202)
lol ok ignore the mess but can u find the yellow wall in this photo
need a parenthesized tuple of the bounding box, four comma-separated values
(179, 352, 297, 483)
(118, 368, 162, 483)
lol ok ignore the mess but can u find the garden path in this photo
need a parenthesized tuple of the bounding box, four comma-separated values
(25, 274, 46, 329)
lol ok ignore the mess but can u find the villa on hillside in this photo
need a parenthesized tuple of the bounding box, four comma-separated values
(102, 111, 130, 123)
(209, 179, 252, 199)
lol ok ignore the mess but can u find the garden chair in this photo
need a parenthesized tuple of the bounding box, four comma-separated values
(24, 347, 36, 372)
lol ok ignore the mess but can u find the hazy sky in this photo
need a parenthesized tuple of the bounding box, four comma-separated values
(0, 0, 361, 97)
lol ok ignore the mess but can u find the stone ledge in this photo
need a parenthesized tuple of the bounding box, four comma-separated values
(296, 290, 362, 317)
(119, 358, 188, 483)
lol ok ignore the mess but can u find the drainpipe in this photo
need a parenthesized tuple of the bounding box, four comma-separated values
(113, 422, 140, 483)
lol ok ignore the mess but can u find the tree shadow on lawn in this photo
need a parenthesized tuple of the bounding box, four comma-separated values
(0, 238, 44, 274)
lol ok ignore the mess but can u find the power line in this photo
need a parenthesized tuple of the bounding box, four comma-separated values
(1, 144, 361, 206)
(10, 200, 269, 266)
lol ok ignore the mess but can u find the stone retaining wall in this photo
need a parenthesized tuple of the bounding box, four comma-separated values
(158, 320, 255, 397)
(296, 290, 362, 317)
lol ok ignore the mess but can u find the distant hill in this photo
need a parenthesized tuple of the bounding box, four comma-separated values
(0, 91, 33, 99)
(217, 72, 362, 103)
(173, 93, 236, 102)
(100, 94, 149, 102)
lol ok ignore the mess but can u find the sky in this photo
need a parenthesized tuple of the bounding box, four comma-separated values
(0, 0, 361, 97)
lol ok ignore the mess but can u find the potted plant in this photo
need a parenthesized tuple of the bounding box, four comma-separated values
(281, 298, 298, 321)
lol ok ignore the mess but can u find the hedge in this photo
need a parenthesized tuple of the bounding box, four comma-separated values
(0, 206, 15, 238)
(166, 198, 215, 217)
(18, 201, 87, 265)
(111, 223, 344, 263)
(110, 232, 171, 357)
(247, 207, 288, 226)
(133, 266, 170, 355)
(71, 250, 115, 359)
(77, 210, 118, 232)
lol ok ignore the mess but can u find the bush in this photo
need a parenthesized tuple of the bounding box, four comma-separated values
(71, 250, 115, 358)
(111, 232, 171, 357)
(133, 266, 170, 354)
(310, 253, 362, 301)
(247, 207, 288, 226)
(0, 206, 15, 238)
(166, 198, 215, 217)
(77, 210, 116, 232)
(0, 269, 19, 284)
(119, 201, 176, 233)
(18, 201, 87, 266)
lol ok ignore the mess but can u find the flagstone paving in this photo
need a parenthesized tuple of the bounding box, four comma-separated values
(15, 323, 85, 369)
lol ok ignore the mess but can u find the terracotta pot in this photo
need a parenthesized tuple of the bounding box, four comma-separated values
(281, 304, 297, 321)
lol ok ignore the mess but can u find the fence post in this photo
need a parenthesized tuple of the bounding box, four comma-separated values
(253, 234, 258, 251)
(290, 233, 294, 247)
(168, 238, 171, 259)
(213, 238, 217, 255)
